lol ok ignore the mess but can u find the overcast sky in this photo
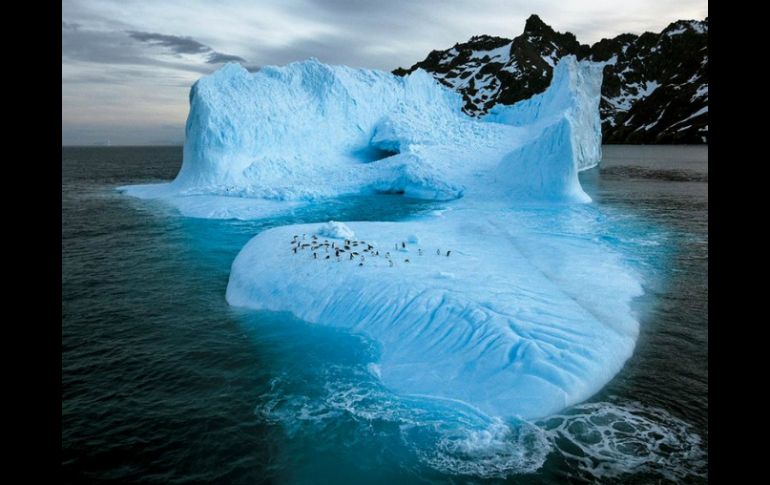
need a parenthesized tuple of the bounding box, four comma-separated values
(62, 0, 708, 145)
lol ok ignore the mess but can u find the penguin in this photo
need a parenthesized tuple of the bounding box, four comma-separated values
(313, 252, 317, 259)
(367, 244, 373, 251)
(345, 245, 351, 250)
(312, 235, 318, 240)
(335, 249, 340, 257)
(436, 249, 440, 255)
(358, 262, 363, 267)
(446, 250, 451, 257)
(389, 260, 394, 267)
(405, 259, 410, 263)
(325, 255, 330, 259)
(293, 248, 297, 254)
(350, 253, 354, 260)
(402, 242, 405, 249)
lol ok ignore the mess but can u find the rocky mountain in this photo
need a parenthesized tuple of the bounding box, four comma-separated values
(393, 15, 708, 144)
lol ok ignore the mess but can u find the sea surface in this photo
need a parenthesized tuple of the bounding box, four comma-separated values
(62, 145, 707, 484)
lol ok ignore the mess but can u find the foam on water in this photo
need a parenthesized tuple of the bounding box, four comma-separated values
(254, 360, 704, 480)
(540, 399, 707, 480)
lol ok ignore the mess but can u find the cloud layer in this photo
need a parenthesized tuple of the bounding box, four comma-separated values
(62, 0, 708, 145)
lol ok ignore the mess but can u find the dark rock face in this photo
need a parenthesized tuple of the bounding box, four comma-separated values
(394, 15, 708, 144)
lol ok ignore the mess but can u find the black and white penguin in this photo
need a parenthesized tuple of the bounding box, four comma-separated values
(446, 250, 451, 257)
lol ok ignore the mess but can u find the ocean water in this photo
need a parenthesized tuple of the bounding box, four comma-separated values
(62, 145, 707, 484)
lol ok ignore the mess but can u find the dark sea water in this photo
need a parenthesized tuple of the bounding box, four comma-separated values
(62, 145, 707, 484)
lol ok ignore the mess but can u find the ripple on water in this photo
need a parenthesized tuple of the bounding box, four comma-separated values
(254, 362, 705, 481)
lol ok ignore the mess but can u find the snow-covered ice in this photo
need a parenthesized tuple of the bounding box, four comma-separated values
(121, 55, 600, 208)
(122, 55, 644, 420)
(227, 210, 642, 419)
(317, 221, 355, 240)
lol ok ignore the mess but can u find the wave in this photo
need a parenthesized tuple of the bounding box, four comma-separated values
(254, 365, 705, 480)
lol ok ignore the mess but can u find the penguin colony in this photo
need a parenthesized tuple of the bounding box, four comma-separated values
(289, 234, 452, 267)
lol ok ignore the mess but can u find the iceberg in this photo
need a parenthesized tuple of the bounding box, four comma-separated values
(122, 55, 601, 210)
(124, 55, 643, 420)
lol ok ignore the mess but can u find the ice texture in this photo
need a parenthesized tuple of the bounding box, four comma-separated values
(318, 221, 355, 240)
(123, 55, 640, 420)
(122, 55, 601, 208)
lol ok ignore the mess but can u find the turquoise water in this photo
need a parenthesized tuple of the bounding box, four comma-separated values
(62, 145, 707, 483)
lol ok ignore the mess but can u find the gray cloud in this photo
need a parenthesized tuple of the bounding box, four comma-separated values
(127, 31, 211, 55)
(62, 24, 247, 76)
(207, 51, 247, 64)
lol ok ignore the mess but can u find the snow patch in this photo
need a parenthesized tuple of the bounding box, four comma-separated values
(318, 221, 355, 240)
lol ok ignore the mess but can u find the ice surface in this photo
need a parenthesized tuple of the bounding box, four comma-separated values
(318, 221, 355, 240)
(123, 55, 641, 420)
(227, 207, 642, 419)
(483, 59, 604, 171)
(121, 55, 602, 212)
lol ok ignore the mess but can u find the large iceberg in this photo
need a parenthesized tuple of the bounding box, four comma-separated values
(124, 56, 602, 210)
(123, 56, 643, 420)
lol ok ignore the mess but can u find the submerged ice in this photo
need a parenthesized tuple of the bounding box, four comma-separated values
(123, 55, 644, 420)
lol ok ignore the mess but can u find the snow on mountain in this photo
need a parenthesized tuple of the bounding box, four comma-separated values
(395, 15, 708, 144)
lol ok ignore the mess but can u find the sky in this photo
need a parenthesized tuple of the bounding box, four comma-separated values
(62, 0, 708, 146)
